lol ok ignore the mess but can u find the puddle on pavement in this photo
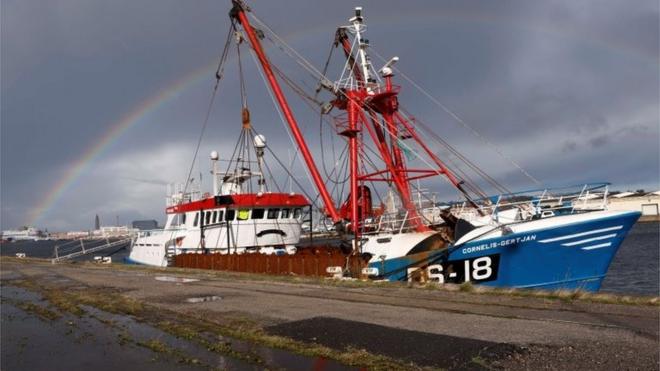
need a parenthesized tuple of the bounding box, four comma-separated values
(154, 276, 199, 283)
(185, 295, 222, 303)
(0, 270, 22, 280)
(1, 285, 355, 370)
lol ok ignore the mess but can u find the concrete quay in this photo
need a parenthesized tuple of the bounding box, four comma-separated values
(1, 258, 658, 370)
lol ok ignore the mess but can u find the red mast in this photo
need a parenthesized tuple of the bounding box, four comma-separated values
(231, 1, 341, 223)
(331, 8, 430, 233)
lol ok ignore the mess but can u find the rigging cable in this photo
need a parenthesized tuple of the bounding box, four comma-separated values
(399, 107, 510, 196)
(251, 10, 535, 195)
(369, 47, 543, 187)
(182, 24, 234, 193)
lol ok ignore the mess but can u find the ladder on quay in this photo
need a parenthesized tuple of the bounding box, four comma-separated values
(51, 237, 133, 263)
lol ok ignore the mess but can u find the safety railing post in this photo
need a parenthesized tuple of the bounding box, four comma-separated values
(399, 211, 409, 234)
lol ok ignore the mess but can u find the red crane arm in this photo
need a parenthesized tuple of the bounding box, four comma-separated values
(231, 1, 341, 223)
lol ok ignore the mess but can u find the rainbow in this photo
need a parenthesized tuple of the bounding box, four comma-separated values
(26, 62, 217, 226)
(25, 10, 657, 227)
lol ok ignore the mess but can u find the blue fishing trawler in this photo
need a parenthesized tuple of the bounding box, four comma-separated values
(361, 185, 640, 291)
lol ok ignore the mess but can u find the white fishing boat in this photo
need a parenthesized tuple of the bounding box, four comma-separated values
(127, 115, 309, 267)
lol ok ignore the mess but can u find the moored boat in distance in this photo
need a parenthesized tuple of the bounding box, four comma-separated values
(131, 1, 641, 292)
(1, 227, 47, 242)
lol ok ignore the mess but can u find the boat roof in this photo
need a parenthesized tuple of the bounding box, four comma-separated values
(166, 192, 309, 214)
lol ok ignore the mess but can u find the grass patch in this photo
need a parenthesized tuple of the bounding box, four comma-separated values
(136, 338, 204, 366)
(474, 286, 660, 306)
(459, 282, 475, 293)
(137, 338, 169, 353)
(469, 355, 492, 370)
(12, 300, 62, 321)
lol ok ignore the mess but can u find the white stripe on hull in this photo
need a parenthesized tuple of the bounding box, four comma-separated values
(538, 225, 623, 243)
(581, 242, 613, 251)
(561, 233, 617, 246)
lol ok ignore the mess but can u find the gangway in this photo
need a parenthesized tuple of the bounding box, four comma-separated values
(51, 237, 133, 263)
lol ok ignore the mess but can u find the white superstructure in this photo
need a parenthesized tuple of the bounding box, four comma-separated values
(128, 130, 310, 267)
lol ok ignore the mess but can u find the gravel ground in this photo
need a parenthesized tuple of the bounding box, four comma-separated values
(267, 316, 519, 369)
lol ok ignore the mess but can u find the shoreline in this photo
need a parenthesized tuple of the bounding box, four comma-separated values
(2, 257, 658, 370)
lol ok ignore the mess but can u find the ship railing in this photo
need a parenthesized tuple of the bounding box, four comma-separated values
(362, 211, 432, 235)
(166, 190, 202, 207)
(52, 237, 132, 263)
(134, 228, 184, 239)
(360, 183, 610, 232)
(454, 183, 611, 225)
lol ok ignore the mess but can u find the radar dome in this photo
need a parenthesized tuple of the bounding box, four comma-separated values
(210, 150, 219, 160)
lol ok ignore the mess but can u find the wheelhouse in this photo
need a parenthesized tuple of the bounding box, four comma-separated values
(164, 192, 309, 229)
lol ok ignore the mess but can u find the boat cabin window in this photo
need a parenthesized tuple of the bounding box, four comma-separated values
(281, 208, 290, 219)
(251, 208, 265, 219)
(193, 212, 199, 227)
(225, 209, 235, 221)
(168, 213, 185, 227)
(218, 210, 224, 221)
(205, 211, 211, 225)
(212, 211, 217, 224)
(293, 208, 302, 219)
(267, 208, 280, 219)
(237, 209, 249, 221)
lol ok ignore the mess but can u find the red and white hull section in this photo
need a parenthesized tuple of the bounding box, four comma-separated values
(128, 193, 308, 267)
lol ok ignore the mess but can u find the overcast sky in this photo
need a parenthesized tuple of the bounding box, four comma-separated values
(2, 0, 658, 231)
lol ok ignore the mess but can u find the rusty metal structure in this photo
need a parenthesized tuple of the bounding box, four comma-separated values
(174, 249, 365, 278)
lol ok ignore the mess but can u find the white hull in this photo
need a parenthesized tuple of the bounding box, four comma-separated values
(128, 219, 303, 267)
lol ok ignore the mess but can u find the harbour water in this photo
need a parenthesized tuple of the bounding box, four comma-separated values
(1, 222, 658, 296)
(600, 222, 659, 296)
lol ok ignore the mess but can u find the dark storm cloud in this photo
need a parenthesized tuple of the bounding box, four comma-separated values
(1, 0, 658, 230)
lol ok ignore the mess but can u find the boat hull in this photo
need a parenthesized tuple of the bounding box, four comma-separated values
(127, 219, 304, 267)
(368, 210, 641, 292)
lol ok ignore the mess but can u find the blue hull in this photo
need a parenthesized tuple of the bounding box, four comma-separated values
(369, 211, 641, 292)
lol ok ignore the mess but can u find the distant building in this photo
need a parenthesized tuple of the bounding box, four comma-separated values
(132, 220, 158, 230)
(1, 227, 43, 241)
(95, 214, 100, 230)
(608, 192, 660, 217)
(66, 231, 90, 238)
(580, 191, 660, 220)
(98, 226, 135, 237)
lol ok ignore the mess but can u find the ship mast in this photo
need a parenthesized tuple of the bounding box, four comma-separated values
(332, 8, 430, 234)
(330, 8, 484, 233)
(230, 0, 341, 224)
